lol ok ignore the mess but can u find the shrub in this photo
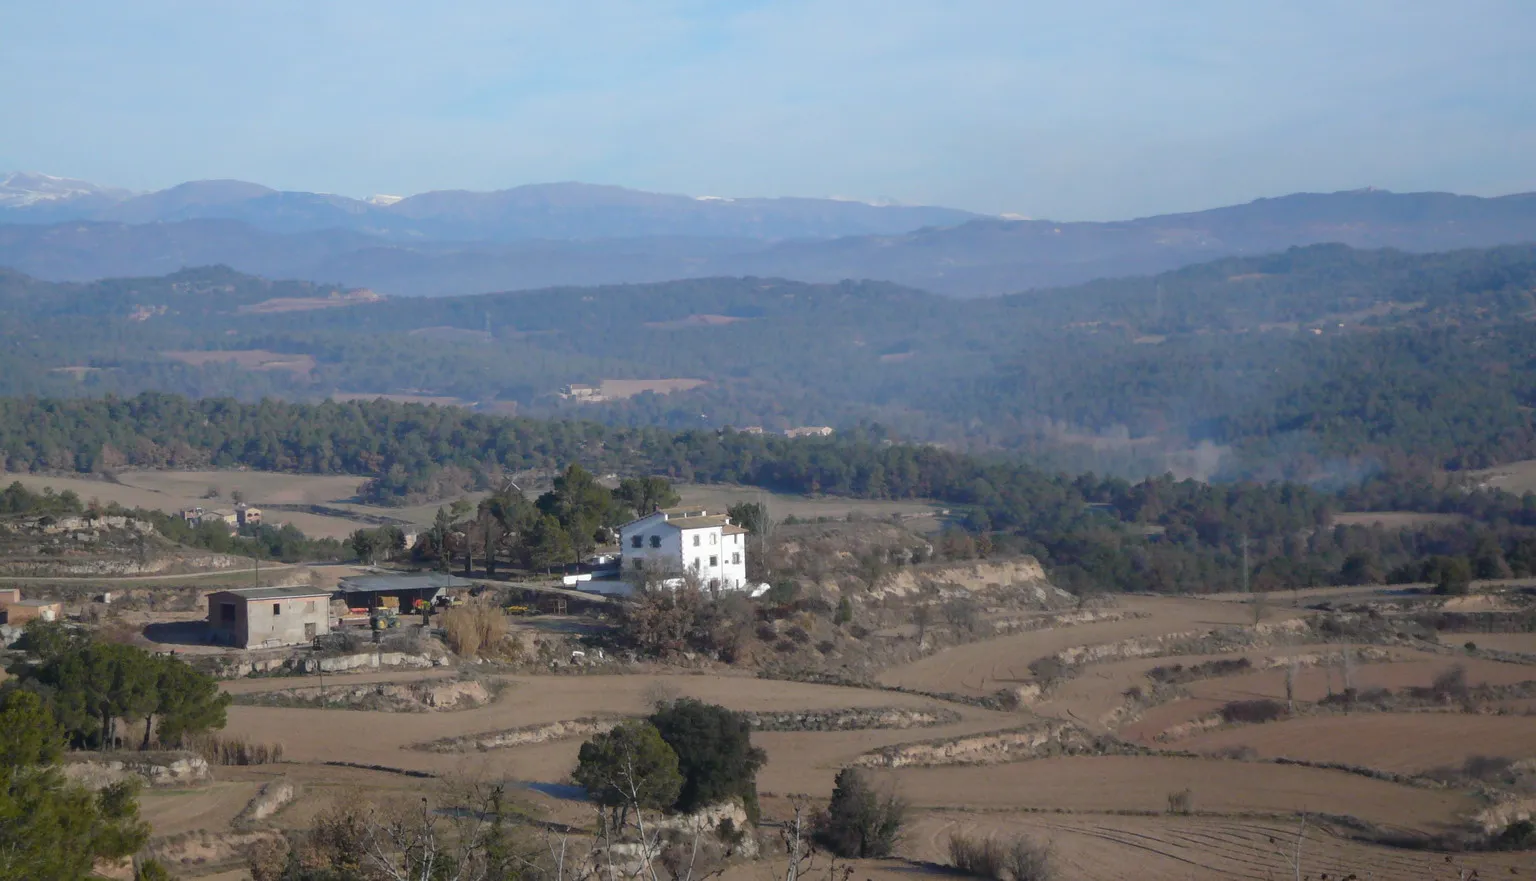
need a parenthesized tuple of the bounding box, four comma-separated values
(815, 767, 906, 858)
(1430, 664, 1470, 702)
(947, 832, 1052, 881)
(189, 732, 284, 766)
(441, 602, 507, 659)
(1147, 657, 1252, 685)
(947, 832, 1005, 878)
(1166, 788, 1193, 815)
(1004, 835, 1053, 881)
(1219, 699, 1287, 725)
(1028, 657, 1068, 684)
(1492, 819, 1536, 851)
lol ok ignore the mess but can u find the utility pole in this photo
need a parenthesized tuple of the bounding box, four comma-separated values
(1241, 534, 1250, 595)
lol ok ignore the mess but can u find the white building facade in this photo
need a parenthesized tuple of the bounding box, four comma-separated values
(618, 507, 750, 591)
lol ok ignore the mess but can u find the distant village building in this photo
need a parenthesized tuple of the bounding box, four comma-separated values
(1, 597, 63, 625)
(235, 503, 262, 527)
(617, 507, 750, 592)
(179, 506, 206, 523)
(560, 383, 602, 400)
(200, 509, 239, 529)
(206, 586, 332, 648)
(784, 426, 835, 438)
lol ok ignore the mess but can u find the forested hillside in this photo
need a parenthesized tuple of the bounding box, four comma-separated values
(5, 243, 1536, 481)
(4, 393, 1536, 597)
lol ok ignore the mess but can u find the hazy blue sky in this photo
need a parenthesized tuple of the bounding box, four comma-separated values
(3, 0, 1533, 219)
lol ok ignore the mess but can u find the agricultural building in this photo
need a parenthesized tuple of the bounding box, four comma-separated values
(235, 503, 262, 526)
(207, 586, 332, 648)
(0, 597, 62, 625)
(336, 572, 471, 615)
(617, 507, 750, 591)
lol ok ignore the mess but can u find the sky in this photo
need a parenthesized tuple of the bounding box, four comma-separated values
(2, 0, 1534, 220)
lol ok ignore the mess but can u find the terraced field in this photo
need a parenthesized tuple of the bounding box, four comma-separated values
(130, 588, 1536, 879)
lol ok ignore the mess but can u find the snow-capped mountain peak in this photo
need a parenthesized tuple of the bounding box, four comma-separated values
(0, 171, 134, 208)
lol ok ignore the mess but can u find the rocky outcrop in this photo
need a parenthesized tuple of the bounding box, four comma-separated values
(235, 678, 492, 712)
(234, 779, 297, 827)
(745, 706, 960, 731)
(854, 720, 1122, 767)
(209, 649, 450, 679)
(874, 558, 1057, 601)
(63, 751, 212, 789)
(415, 717, 622, 753)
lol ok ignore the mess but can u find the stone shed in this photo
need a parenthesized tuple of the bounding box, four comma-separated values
(207, 586, 332, 649)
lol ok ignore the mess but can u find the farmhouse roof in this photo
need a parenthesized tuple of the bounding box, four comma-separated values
(723, 524, 749, 536)
(336, 572, 472, 594)
(215, 586, 331, 601)
(661, 515, 732, 530)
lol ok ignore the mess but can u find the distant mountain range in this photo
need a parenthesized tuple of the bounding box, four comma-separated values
(0, 173, 977, 239)
(2, 172, 1535, 297)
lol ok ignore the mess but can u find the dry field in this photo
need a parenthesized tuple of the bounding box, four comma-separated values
(4, 470, 399, 539)
(132, 589, 1536, 879)
(675, 483, 943, 522)
(1441, 631, 1536, 655)
(877, 594, 1261, 697)
(598, 378, 708, 398)
(902, 811, 1534, 881)
(1181, 651, 1536, 705)
(1181, 714, 1536, 773)
(1471, 458, 1536, 494)
(878, 755, 1472, 829)
(235, 289, 381, 314)
(161, 349, 317, 376)
(1332, 511, 1467, 528)
(641, 314, 750, 329)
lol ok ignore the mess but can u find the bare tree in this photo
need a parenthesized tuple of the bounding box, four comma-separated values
(1266, 814, 1308, 881)
(1284, 658, 1299, 714)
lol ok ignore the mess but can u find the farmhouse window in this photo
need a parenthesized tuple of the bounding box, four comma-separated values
(220, 602, 236, 623)
(732, 553, 741, 565)
(649, 535, 661, 548)
(710, 533, 717, 545)
(631, 535, 642, 548)
(272, 603, 281, 615)
(709, 555, 718, 567)
(693, 535, 700, 547)
(633, 559, 644, 570)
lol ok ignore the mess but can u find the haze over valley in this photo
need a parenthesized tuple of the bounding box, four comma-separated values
(4, 4, 1536, 881)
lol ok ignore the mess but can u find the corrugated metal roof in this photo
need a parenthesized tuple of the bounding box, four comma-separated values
(336, 572, 472, 593)
(214, 586, 332, 601)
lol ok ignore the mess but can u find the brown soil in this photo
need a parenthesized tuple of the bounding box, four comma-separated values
(599, 378, 708, 398)
(876, 755, 1472, 829)
(1180, 714, 1536, 773)
(161, 350, 317, 376)
(877, 595, 1260, 697)
(902, 811, 1533, 881)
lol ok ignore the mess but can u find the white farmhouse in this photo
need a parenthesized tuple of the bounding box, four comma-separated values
(618, 506, 750, 591)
